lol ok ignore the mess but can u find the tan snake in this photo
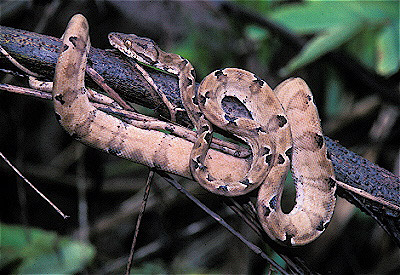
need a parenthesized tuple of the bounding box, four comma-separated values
(54, 14, 336, 246)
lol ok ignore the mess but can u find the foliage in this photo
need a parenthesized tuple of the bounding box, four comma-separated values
(267, 1, 398, 77)
(0, 223, 95, 274)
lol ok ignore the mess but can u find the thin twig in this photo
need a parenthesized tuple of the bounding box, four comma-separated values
(126, 169, 154, 275)
(86, 66, 135, 111)
(0, 83, 251, 158)
(0, 151, 69, 219)
(337, 180, 400, 212)
(227, 198, 263, 235)
(0, 83, 51, 100)
(156, 171, 289, 275)
(0, 44, 40, 77)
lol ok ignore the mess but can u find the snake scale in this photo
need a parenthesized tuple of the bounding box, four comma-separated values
(54, 14, 337, 246)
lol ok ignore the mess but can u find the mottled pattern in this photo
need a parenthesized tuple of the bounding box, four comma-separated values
(257, 78, 337, 245)
(55, 16, 336, 247)
(107, 31, 337, 245)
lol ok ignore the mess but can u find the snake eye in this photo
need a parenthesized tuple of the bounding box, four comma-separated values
(124, 40, 132, 48)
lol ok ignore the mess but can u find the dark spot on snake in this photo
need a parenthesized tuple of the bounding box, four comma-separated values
(249, 77, 264, 94)
(206, 174, 216, 182)
(252, 77, 264, 87)
(135, 41, 148, 50)
(192, 95, 199, 106)
(153, 162, 162, 170)
(283, 233, 294, 246)
(204, 91, 211, 99)
(262, 147, 270, 156)
(214, 69, 224, 78)
(186, 77, 193, 86)
(262, 205, 271, 217)
(326, 150, 332, 160)
(181, 59, 188, 66)
(265, 154, 273, 166)
(194, 140, 202, 149)
(239, 178, 252, 186)
(80, 20, 88, 30)
(107, 147, 122, 156)
(316, 220, 329, 231)
(256, 126, 266, 133)
(327, 177, 336, 189)
(62, 44, 69, 52)
(69, 36, 78, 47)
(276, 115, 287, 127)
(285, 147, 293, 161)
(196, 156, 207, 171)
(201, 124, 210, 132)
(307, 95, 312, 101)
(199, 94, 206, 105)
(204, 132, 212, 145)
(234, 151, 241, 157)
(54, 94, 65, 105)
(165, 125, 175, 133)
(224, 114, 238, 126)
(71, 133, 80, 139)
(191, 159, 199, 170)
(315, 133, 324, 148)
(55, 113, 61, 121)
(217, 185, 229, 192)
(277, 154, 285, 164)
(269, 195, 277, 210)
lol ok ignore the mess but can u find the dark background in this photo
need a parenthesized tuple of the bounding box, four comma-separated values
(0, 1, 399, 274)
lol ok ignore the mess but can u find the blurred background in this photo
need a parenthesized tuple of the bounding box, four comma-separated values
(0, 1, 399, 274)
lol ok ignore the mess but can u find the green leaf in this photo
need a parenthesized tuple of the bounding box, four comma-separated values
(345, 23, 380, 70)
(270, 2, 360, 34)
(245, 25, 268, 41)
(376, 21, 399, 76)
(233, 0, 273, 14)
(0, 223, 95, 274)
(268, 1, 398, 76)
(280, 22, 363, 76)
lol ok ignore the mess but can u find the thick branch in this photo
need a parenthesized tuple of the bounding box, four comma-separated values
(0, 25, 191, 126)
(1, 25, 399, 245)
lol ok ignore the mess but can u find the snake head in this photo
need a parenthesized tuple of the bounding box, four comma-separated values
(108, 32, 159, 65)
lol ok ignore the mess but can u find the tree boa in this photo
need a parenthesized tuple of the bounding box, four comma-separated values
(53, 14, 336, 246)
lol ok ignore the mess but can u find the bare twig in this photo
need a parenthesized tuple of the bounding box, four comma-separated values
(0, 44, 40, 77)
(126, 169, 154, 274)
(157, 170, 289, 274)
(0, 82, 251, 158)
(86, 66, 135, 111)
(0, 151, 69, 219)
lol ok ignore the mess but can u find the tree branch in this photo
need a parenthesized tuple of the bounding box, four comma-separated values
(1, 25, 399, 246)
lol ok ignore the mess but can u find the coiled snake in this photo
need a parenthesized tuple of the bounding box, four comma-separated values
(54, 14, 337, 246)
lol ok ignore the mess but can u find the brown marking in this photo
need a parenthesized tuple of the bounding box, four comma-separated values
(65, 62, 80, 79)
(249, 79, 263, 94)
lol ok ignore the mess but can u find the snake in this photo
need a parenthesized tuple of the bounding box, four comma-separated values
(54, 14, 336, 246)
